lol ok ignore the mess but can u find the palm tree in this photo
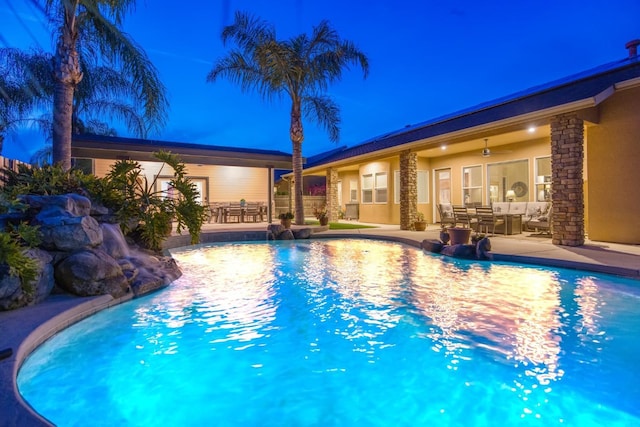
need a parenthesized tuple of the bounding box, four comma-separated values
(1, 46, 163, 164)
(42, 0, 168, 170)
(208, 11, 369, 225)
(0, 49, 51, 156)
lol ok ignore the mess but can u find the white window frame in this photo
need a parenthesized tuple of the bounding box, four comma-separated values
(362, 174, 373, 204)
(374, 172, 387, 204)
(417, 170, 429, 204)
(350, 179, 358, 202)
(394, 170, 429, 204)
(462, 165, 483, 205)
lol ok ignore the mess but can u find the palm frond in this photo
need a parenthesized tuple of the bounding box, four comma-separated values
(302, 95, 340, 142)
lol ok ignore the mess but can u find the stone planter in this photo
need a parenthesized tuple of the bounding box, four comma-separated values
(447, 227, 472, 245)
(414, 221, 427, 231)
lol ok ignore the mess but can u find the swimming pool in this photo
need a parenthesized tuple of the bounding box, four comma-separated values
(18, 239, 640, 426)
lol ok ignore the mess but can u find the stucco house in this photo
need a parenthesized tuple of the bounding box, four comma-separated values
(71, 134, 293, 222)
(299, 40, 640, 246)
(70, 40, 640, 246)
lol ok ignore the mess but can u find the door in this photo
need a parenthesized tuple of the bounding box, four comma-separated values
(434, 168, 451, 221)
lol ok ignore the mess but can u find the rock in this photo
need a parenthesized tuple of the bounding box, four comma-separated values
(292, 228, 312, 239)
(267, 224, 297, 240)
(20, 193, 92, 218)
(267, 224, 285, 237)
(278, 229, 295, 240)
(54, 248, 129, 298)
(38, 215, 103, 251)
(127, 254, 182, 296)
(440, 244, 477, 259)
(421, 239, 444, 253)
(476, 237, 493, 260)
(0, 248, 54, 311)
(0, 266, 22, 311)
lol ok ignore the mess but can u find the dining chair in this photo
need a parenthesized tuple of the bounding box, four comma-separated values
(475, 206, 505, 235)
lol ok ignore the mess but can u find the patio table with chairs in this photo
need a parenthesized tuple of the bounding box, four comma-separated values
(208, 202, 267, 223)
(441, 204, 526, 236)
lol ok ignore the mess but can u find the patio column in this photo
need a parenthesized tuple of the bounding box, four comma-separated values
(550, 113, 585, 246)
(399, 150, 417, 230)
(326, 167, 339, 222)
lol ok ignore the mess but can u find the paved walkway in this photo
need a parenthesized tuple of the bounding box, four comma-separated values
(1, 221, 639, 426)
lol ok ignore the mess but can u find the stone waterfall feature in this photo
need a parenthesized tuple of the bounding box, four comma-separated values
(0, 194, 182, 311)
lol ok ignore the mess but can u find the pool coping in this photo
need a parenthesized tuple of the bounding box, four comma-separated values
(2, 230, 639, 426)
(0, 293, 133, 426)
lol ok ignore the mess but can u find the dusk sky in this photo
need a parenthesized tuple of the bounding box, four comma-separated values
(1, 0, 639, 162)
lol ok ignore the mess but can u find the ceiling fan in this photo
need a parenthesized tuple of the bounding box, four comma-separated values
(480, 138, 511, 157)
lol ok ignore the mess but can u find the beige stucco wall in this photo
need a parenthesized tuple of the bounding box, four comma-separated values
(93, 159, 271, 205)
(586, 85, 640, 244)
(334, 138, 552, 225)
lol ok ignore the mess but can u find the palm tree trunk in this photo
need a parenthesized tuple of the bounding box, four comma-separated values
(52, 1, 82, 170)
(290, 100, 305, 225)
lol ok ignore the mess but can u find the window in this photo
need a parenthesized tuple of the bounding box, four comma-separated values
(350, 179, 358, 202)
(362, 172, 387, 203)
(462, 165, 483, 206)
(394, 170, 429, 204)
(487, 159, 529, 202)
(535, 156, 551, 201)
(417, 170, 429, 203)
(394, 171, 400, 204)
(71, 158, 93, 174)
(375, 172, 387, 203)
(362, 174, 373, 203)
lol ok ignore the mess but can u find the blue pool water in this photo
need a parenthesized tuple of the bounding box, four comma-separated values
(18, 239, 640, 426)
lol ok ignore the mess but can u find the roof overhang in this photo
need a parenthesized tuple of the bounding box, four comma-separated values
(301, 59, 640, 173)
(72, 134, 295, 169)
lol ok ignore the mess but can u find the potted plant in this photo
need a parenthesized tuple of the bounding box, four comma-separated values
(414, 211, 427, 231)
(240, 198, 246, 207)
(447, 226, 472, 245)
(313, 204, 329, 226)
(278, 212, 294, 228)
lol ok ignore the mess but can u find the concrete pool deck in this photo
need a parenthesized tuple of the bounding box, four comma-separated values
(1, 222, 639, 426)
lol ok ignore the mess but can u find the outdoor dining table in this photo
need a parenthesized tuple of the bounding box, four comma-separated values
(466, 206, 523, 235)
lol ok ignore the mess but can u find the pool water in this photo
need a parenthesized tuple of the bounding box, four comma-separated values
(18, 239, 640, 426)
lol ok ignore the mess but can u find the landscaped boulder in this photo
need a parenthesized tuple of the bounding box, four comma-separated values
(54, 248, 129, 298)
(421, 239, 444, 253)
(0, 249, 54, 311)
(37, 215, 103, 251)
(440, 244, 477, 259)
(20, 193, 91, 218)
(292, 228, 312, 239)
(126, 253, 182, 296)
(476, 237, 493, 260)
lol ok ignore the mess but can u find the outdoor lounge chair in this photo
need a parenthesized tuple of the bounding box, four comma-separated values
(526, 206, 552, 234)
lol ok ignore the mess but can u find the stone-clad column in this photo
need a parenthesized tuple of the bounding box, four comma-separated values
(399, 150, 417, 230)
(550, 113, 585, 246)
(326, 167, 339, 222)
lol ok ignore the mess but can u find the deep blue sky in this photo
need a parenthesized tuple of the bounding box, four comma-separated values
(2, 0, 639, 162)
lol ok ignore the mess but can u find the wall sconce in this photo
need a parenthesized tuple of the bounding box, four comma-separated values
(506, 190, 516, 202)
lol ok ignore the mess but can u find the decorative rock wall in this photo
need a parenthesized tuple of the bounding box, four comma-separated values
(0, 194, 182, 311)
(399, 150, 417, 230)
(326, 167, 339, 222)
(550, 113, 585, 246)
